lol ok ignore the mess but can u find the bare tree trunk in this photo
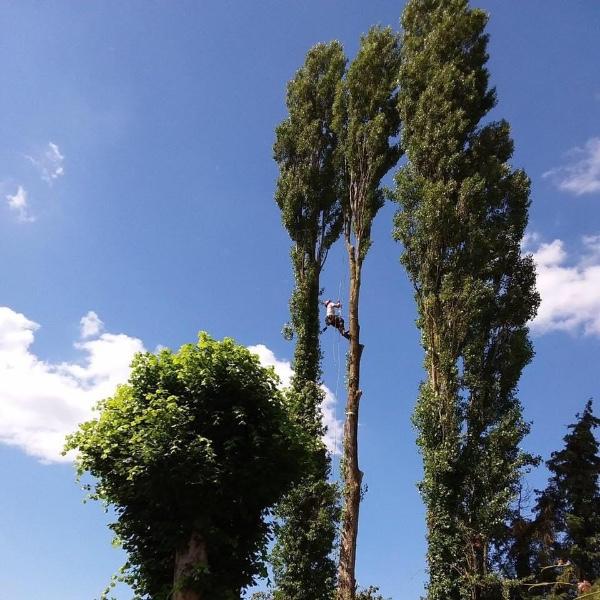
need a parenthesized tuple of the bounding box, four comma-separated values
(338, 245, 363, 600)
(173, 530, 207, 600)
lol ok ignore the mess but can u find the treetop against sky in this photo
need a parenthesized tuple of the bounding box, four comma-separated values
(0, 2, 599, 599)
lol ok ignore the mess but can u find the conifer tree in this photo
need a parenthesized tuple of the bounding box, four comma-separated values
(333, 27, 402, 600)
(534, 400, 600, 583)
(393, 2, 539, 598)
(272, 41, 346, 600)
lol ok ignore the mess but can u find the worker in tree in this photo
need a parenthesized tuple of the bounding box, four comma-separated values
(321, 299, 350, 339)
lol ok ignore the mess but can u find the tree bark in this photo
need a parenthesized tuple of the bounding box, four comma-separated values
(173, 530, 207, 600)
(338, 245, 363, 600)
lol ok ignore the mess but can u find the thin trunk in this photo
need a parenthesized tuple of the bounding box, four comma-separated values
(338, 244, 363, 600)
(173, 530, 207, 600)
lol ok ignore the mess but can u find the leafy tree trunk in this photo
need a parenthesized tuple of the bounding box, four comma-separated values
(338, 244, 363, 598)
(272, 257, 341, 600)
(273, 41, 345, 600)
(173, 531, 207, 600)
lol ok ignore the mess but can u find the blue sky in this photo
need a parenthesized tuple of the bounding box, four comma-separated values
(0, 2, 599, 598)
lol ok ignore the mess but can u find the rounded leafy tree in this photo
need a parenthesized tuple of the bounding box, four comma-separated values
(66, 333, 306, 600)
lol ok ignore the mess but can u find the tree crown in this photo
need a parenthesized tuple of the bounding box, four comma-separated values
(66, 333, 306, 599)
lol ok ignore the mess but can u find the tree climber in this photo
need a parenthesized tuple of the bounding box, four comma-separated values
(321, 299, 350, 339)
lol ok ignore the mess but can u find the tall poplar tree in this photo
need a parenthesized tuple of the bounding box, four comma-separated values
(333, 27, 402, 600)
(393, 2, 539, 599)
(272, 41, 346, 600)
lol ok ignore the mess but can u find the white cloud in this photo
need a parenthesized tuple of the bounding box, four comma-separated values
(530, 236, 600, 336)
(26, 142, 65, 184)
(80, 310, 104, 338)
(248, 344, 342, 454)
(248, 344, 294, 387)
(0, 314, 342, 464)
(321, 386, 343, 456)
(5, 185, 34, 223)
(0, 307, 144, 463)
(543, 138, 600, 195)
(580, 234, 600, 265)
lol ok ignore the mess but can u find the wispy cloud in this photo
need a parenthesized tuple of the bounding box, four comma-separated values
(0, 307, 144, 463)
(521, 231, 541, 251)
(5, 185, 34, 223)
(529, 235, 600, 336)
(543, 137, 600, 195)
(26, 142, 65, 185)
(248, 344, 343, 454)
(80, 311, 104, 339)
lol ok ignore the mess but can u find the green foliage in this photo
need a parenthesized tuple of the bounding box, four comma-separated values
(282, 322, 294, 341)
(532, 400, 600, 586)
(273, 41, 345, 600)
(393, 1, 539, 599)
(272, 477, 340, 600)
(333, 26, 401, 261)
(65, 334, 306, 600)
(547, 401, 600, 581)
(274, 40, 345, 267)
(274, 39, 346, 434)
(251, 593, 274, 600)
(356, 585, 390, 600)
(494, 504, 540, 596)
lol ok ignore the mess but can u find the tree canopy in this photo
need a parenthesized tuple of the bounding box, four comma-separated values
(62, 4, 600, 599)
(66, 333, 306, 600)
(394, 1, 539, 598)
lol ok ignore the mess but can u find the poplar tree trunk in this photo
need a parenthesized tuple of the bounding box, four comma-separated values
(338, 244, 363, 600)
(173, 531, 207, 600)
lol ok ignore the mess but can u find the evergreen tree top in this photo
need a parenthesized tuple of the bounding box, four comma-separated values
(547, 400, 600, 503)
(535, 400, 600, 582)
